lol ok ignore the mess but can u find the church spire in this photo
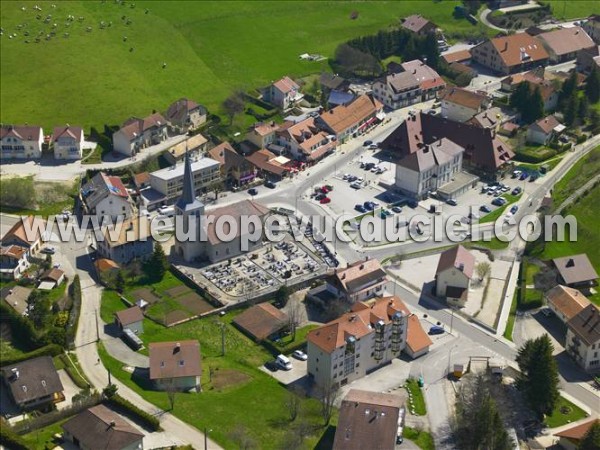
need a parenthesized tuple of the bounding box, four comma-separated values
(180, 145, 195, 205)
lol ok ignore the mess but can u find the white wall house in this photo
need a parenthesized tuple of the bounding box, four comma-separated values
(1, 125, 43, 160)
(440, 87, 490, 123)
(81, 172, 134, 222)
(527, 115, 564, 145)
(264, 76, 303, 110)
(149, 156, 221, 202)
(435, 245, 475, 306)
(52, 125, 84, 160)
(394, 138, 464, 199)
(372, 72, 421, 110)
(165, 98, 207, 133)
(565, 305, 600, 373)
(112, 113, 168, 156)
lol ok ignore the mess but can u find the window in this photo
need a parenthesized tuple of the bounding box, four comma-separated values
(179, 360, 185, 367)
(160, 361, 165, 368)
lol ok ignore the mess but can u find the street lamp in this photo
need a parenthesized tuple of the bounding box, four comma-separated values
(204, 427, 212, 450)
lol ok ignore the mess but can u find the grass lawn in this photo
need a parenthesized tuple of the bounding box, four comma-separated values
(0, 339, 29, 362)
(525, 262, 540, 286)
(98, 308, 330, 449)
(514, 144, 557, 163)
(466, 236, 510, 250)
(479, 193, 522, 224)
(405, 378, 427, 416)
(544, 396, 588, 428)
(21, 418, 69, 449)
(273, 324, 319, 354)
(515, 154, 564, 173)
(551, 146, 600, 207)
(545, 1, 598, 20)
(503, 289, 519, 341)
(0, 177, 78, 217)
(403, 427, 436, 450)
(1, 1, 488, 132)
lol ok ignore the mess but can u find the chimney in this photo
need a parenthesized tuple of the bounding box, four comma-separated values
(109, 420, 116, 428)
(11, 368, 19, 379)
(423, 144, 430, 153)
(458, 263, 465, 272)
(503, 41, 508, 52)
(173, 343, 181, 354)
(360, 264, 364, 270)
(566, 258, 575, 268)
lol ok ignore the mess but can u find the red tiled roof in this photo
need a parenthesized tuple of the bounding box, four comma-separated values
(440, 87, 488, 110)
(319, 94, 383, 135)
(442, 49, 472, 64)
(485, 33, 549, 68)
(555, 418, 600, 440)
(406, 314, 433, 354)
(436, 245, 475, 279)
(273, 76, 299, 94)
(52, 125, 83, 143)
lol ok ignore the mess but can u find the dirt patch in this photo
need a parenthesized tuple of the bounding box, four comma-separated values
(176, 293, 214, 315)
(211, 369, 252, 390)
(131, 288, 161, 304)
(164, 285, 191, 298)
(164, 310, 191, 326)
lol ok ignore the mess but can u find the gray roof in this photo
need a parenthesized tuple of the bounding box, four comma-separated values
(567, 304, 600, 346)
(81, 172, 129, 210)
(386, 72, 420, 93)
(2, 356, 63, 405)
(62, 404, 144, 450)
(553, 254, 599, 285)
(396, 137, 464, 172)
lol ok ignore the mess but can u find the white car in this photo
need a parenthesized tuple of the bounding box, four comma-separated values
(292, 350, 308, 361)
(356, 177, 364, 183)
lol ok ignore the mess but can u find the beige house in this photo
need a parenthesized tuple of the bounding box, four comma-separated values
(435, 245, 475, 306)
(1, 215, 43, 257)
(165, 98, 207, 132)
(112, 113, 168, 156)
(440, 87, 490, 123)
(276, 117, 336, 162)
(149, 156, 221, 202)
(149, 340, 202, 391)
(325, 259, 387, 303)
(264, 76, 303, 110)
(527, 115, 565, 145)
(537, 26, 595, 63)
(1, 125, 44, 160)
(545, 285, 591, 324)
(164, 133, 208, 165)
(565, 304, 600, 373)
(0, 245, 30, 281)
(471, 33, 549, 74)
(52, 125, 84, 160)
(246, 122, 280, 149)
(317, 94, 384, 142)
(81, 172, 134, 222)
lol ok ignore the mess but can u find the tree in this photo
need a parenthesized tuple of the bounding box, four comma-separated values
(510, 82, 530, 112)
(564, 92, 580, 127)
(166, 384, 177, 411)
(228, 425, 257, 450)
(285, 388, 301, 422)
(578, 96, 589, 123)
(516, 335, 560, 418)
(287, 299, 302, 341)
(559, 70, 578, 107)
(275, 285, 290, 307)
(579, 421, 600, 450)
(102, 383, 118, 398)
(590, 109, 600, 132)
(0, 176, 36, 209)
(585, 65, 600, 104)
(28, 290, 52, 328)
(145, 244, 168, 281)
(222, 91, 245, 125)
(333, 43, 382, 78)
(453, 374, 513, 450)
(475, 261, 491, 281)
(318, 381, 339, 425)
(526, 86, 544, 124)
(422, 33, 440, 70)
(115, 270, 126, 293)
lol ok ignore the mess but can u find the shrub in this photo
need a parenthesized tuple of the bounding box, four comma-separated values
(105, 395, 161, 431)
(65, 275, 82, 349)
(0, 344, 62, 366)
(0, 424, 29, 450)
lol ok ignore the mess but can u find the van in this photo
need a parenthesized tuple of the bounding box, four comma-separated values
(276, 354, 292, 371)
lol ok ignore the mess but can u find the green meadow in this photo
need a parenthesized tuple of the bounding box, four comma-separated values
(1, 0, 483, 132)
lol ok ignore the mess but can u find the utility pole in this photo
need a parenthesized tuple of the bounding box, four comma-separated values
(204, 427, 212, 450)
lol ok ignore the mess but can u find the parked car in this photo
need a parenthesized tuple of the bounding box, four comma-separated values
(247, 188, 257, 195)
(529, 174, 538, 182)
(500, 184, 510, 192)
(559, 135, 569, 143)
(320, 197, 331, 204)
(519, 172, 528, 181)
(511, 187, 522, 196)
(407, 200, 418, 208)
(348, 175, 358, 182)
(369, 143, 379, 150)
(363, 140, 373, 147)
(265, 360, 279, 372)
(392, 206, 403, 213)
(350, 182, 362, 190)
(446, 199, 458, 206)
(292, 350, 308, 361)
(276, 354, 292, 371)
(541, 308, 553, 317)
(355, 204, 366, 213)
(364, 162, 375, 171)
(364, 201, 375, 210)
(510, 205, 518, 214)
(429, 326, 445, 335)
(468, 212, 480, 220)
(315, 193, 326, 201)
(41, 247, 55, 255)
(343, 173, 351, 180)
(492, 197, 507, 207)
(512, 170, 522, 179)
(359, 162, 366, 169)
(264, 180, 276, 189)
(480, 205, 492, 213)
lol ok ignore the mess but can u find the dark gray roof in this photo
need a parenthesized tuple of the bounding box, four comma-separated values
(567, 304, 600, 346)
(328, 90, 356, 106)
(62, 404, 144, 450)
(553, 254, 599, 285)
(2, 356, 63, 405)
(319, 73, 348, 91)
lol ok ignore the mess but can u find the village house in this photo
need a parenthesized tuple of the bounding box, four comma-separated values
(467, 107, 507, 131)
(52, 125, 84, 160)
(565, 304, 600, 373)
(1, 356, 64, 410)
(62, 404, 144, 450)
(96, 217, 154, 265)
(133, 172, 151, 191)
(208, 141, 257, 186)
(264, 76, 303, 110)
(545, 285, 591, 325)
(276, 117, 337, 162)
(576, 45, 600, 74)
(173, 152, 270, 263)
(582, 15, 600, 44)
(149, 155, 221, 203)
(527, 115, 565, 145)
(319, 72, 350, 94)
(317, 94, 384, 143)
(245, 149, 291, 181)
(39, 268, 66, 289)
(440, 87, 491, 123)
(246, 121, 280, 150)
(307, 296, 431, 388)
(1, 215, 43, 257)
(112, 112, 168, 156)
(381, 111, 514, 178)
(401, 14, 437, 36)
(115, 305, 144, 335)
(81, 172, 134, 222)
(0, 285, 32, 316)
(435, 245, 475, 306)
(553, 254, 599, 294)
(471, 33, 549, 74)
(149, 340, 202, 391)
(333, 389, 406, 450)
(400, 59, 446, 100)
(405, 314, 433, 358)
(442, 49, 472, 65)
(0, 125, 44, 160)
(537, 26, 595, 63)
(0, 245, 30, 280)
(165, 98, 207, 133)
(233, 303, 289, 342)
(394, 137, 465, 200)
(554, 418, 600, 450)
(325, 259, 387, 303)
(164, 133, 208, 165)
(502, 70, 560, 111)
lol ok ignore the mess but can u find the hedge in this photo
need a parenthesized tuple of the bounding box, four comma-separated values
(0, 425, 29, 450)
(0, 343, 63, 366)
(105, 395, 161, 431)
(59, 354, 90, 389)
(65, 275, 82, 349)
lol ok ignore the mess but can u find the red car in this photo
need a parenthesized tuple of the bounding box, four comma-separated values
(320, 197, 331, 204)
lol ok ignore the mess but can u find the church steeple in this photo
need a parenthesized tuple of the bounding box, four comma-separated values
(174, 147, 204, 214)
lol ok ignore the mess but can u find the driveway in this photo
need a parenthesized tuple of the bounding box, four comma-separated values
(56, 370, 82, 409)
(260, 359, 307, 386)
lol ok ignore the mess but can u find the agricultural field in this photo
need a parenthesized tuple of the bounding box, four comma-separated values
(1, 0, 485, 132)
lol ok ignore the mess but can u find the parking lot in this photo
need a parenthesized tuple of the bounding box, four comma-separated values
(260, 356, 308, 386)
